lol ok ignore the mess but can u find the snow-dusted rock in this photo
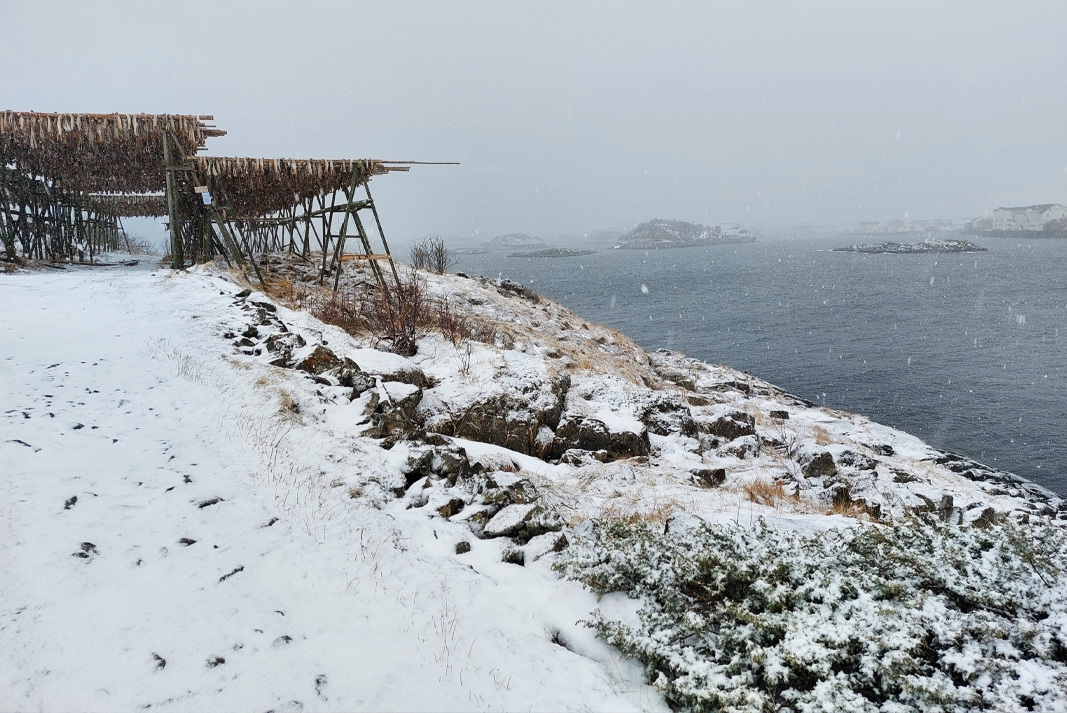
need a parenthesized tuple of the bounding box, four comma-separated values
(484, 503, 540, 537)
(523, 531, 569, 563)
(702, 410, 756, 441)
(349, 348, 426, 386)
(293, 344, 343, 375)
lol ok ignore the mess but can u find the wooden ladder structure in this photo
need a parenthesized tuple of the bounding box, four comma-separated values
(309, 167, 401, 294)
(161, 134, 401, 296)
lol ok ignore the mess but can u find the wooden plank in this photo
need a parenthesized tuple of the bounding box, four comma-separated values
(339, 253, 391, 262)
(306, 200, 371, 218)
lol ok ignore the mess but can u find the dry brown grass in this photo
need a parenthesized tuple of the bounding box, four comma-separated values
(812, 425, 832, 445)
(278, 392, 300, 416)
(287, 269, 501, 355)
(742, 477, 788, 507)
(596, 499, 681, 526)
(261, 275, 304, 304)
(223, 356, 252, 370)
(644, 502, 681, 523)
(826, 498, 871, 519)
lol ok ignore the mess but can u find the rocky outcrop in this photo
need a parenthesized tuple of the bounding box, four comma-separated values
(483, 504, 561, 543)
(294, 345, 344, 375)
(692, 468, 726, 488)
(703, 411, 756, 441)
(550, 416, 650, 461)
(350, 351, 427, 388)
(264, 332, 306, 367)
(803, 452, 837, 478)
(640, 393, 697, 437)
(422, 372, 569, 456)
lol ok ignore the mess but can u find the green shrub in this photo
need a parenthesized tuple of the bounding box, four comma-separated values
(556, 518, 1067, 712)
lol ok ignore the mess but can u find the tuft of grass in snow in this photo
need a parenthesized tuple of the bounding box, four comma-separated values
(557, 517, 1067, 713)
(812, 425, 833, 445)
(826, 495, 873, 519)
(742, 477, 788, 507)
(277, 391, 300, 417)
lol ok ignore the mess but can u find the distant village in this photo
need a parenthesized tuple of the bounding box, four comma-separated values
(856, 203, 1067, 237)
(966, 204, 1067, 236)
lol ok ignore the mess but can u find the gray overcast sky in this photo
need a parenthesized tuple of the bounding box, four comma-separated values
(3, 1, 1066, 241)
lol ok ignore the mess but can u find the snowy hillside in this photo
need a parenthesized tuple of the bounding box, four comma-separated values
(3, 256, 1065, 711)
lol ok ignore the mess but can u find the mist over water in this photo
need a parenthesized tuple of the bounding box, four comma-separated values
(456, 236, 1067, 495)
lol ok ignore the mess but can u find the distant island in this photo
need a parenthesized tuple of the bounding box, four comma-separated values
(833, 238, 988, 254)
(483, 233, 545, 250)
(507, 248, 595, 258)
(615, 219, 756, 249)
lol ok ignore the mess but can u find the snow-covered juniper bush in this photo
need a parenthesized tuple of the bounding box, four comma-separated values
(556, 518, 1067, 712)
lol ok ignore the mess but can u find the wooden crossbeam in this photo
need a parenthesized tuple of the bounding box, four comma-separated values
(306, 200, 371, 218)
(339, 253, 391, 262)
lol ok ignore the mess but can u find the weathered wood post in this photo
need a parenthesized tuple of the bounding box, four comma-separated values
(0, 182, 15, 260)
(163, 133, 183, 269)
(363, 180, 402, 290)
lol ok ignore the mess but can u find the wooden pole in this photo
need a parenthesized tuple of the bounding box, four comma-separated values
(163, 133, 183, 269)
(119, 216, 133, 255)
(234, 222, 267, 289)
(327, 168, 365, 290)
(362, 181, 402, 289)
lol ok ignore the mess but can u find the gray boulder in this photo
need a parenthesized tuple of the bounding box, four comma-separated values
(703, 411, 756, 441)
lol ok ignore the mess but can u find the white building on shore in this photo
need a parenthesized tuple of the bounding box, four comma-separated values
(981, 204, 1067, 232)
(716, 224, 753, 240)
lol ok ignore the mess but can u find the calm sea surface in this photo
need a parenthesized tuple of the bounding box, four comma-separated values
(454, 235, 1067, 495)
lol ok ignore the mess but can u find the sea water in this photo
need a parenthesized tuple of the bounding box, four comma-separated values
(454, 235, 1067, 495)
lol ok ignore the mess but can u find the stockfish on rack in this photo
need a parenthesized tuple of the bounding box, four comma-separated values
(85, 193, 169, 218)
(0, 112, 224, 194)
(190, 156, 408, 217)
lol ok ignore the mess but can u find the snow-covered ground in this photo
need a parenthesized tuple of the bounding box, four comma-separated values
(1, 262, 662, 712)
(2, 257, 1063, 711)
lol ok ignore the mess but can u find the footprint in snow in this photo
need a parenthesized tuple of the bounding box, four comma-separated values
(72, 542, 98, 560)
(219, 566, 244, 582)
